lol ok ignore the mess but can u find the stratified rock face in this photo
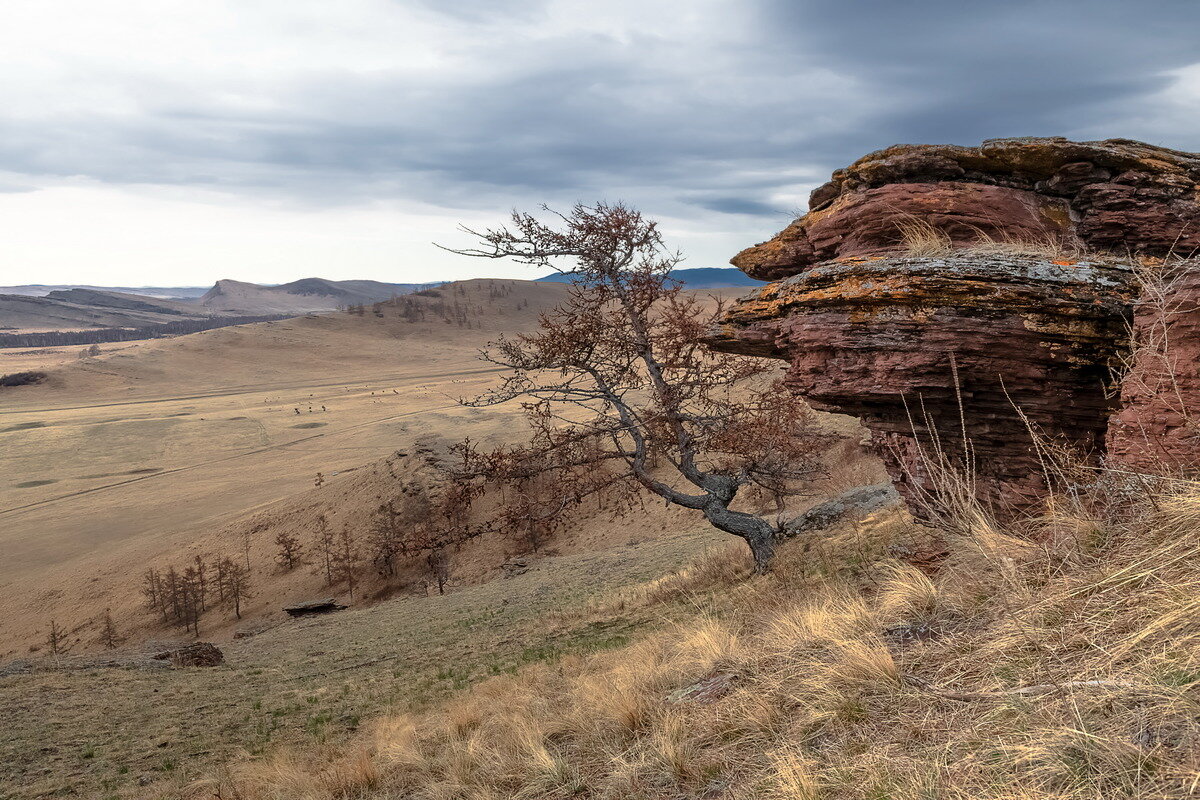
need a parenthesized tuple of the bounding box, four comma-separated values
(708, 254, 1136, 511)
(1108, 269, 1200, 471)
(735, 138, 1200, 281)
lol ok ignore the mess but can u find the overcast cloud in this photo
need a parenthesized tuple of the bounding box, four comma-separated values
(1, 0, 1198, 286)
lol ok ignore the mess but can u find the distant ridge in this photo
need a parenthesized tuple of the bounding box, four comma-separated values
(0, 277, 437, 336)
(535, 267, 764, 289)
(197, 277, 429, 314)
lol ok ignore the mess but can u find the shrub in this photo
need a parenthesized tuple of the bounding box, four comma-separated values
(0, 371, 47, 387)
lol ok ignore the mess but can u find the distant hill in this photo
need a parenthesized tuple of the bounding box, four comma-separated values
(0, 285, 210, 299)
(535, 267, 763, 289)
(197, 277, 435, 314)
(0, 277, 438, 336)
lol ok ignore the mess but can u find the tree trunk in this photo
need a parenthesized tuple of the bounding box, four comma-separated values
(702, 503, 776, 572)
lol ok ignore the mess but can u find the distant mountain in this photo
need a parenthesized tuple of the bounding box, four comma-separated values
(198, 278, 436, 314)
(0, 290, 219, 334)
(535, 267, 763, 289)
(0, 284, 210, 299)
(0, 277, 437, 335)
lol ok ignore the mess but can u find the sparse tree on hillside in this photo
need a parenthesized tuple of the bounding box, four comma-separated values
(222, 559, 252, 619)
(98, 608, 121, 650)
(274, 530, 305, 571)
(331, 525, 361, 601)
(313, 514, 336, 586)
(427, 548, 451, 595)
(368, 501, 403, 578)
(142, 568, 167, 621)
(443, 202, 827, 571)
(46, 619, 68, 658)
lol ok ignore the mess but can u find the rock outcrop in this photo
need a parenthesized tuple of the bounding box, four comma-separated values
(1107, 269, 1200, 472)
(708, 137, 1200, 514)
(735, 138, 1200, 281)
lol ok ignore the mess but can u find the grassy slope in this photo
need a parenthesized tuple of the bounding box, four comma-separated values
(215, 478, 1200, 800)
(0, 522, 729, 798)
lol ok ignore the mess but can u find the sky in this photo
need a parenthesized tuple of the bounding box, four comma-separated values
(1, 0, 1199, 287)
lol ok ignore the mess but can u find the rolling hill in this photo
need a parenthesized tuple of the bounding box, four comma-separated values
(0, 277, 439, 335)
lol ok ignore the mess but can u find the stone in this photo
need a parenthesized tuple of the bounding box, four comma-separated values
(665, 671, 739, 705)
(782, 483, 900, 536)
(152, 642, 224, 667)
(735, 138, 1200, 281)
(707, 253, 1137, 512)
(283, 598, 347, 617)
(1107, 268, 1200, 472)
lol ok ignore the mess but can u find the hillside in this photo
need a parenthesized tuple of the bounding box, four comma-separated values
(196, 277, 435, 314)
(0, 280, 576, 661)
(0, 285, 210, 299)
(0, 290, 212, 333)
(0, 277, 436, 335)
(212, 474, 1200, 800)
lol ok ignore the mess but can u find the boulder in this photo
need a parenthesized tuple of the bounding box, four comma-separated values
(734, 138, 1200, 281)
(152, 642, 224, 667)
(284, 598, 347, 617)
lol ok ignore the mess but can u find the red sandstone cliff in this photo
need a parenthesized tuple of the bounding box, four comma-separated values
(708, 137, 1200, 515)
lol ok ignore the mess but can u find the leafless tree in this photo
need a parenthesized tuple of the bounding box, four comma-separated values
(47, 619, 69, 658)
(98, 608, 121, 650)
(332, 525, 361, 601)
(274, 530, 305, 571)
(222, 559, 252, 619)
(313, 514, 336, 586)
(368, 501, 403, 578)
(443, 202, 827, 570)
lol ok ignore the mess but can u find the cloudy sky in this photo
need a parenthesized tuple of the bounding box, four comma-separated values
(1, 0, 1199, 287)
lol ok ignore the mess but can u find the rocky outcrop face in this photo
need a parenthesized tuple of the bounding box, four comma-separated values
(1107, 269, 1200, 472)
(735, 138, 1200, 281)
(709, 137, 1200, 515)
(709, 254, 1136, 511)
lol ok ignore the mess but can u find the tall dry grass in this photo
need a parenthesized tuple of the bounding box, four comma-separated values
(206, 458, 1200, 800)
(893, 214, 1084, 261)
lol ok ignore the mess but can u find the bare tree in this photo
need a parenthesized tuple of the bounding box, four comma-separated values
(331, 525, 361, 601)
(98, 608, 121, 650)
(46, 619, 69, 658)
(313, 514, 336, 586)
(426, 548, 451, 595)
(142, 568, 167, 621)
(444, 202, 827, 570)
(368, 501, 403, 578)
(274, 530, 305, 571)
(223, 559, 252, 619)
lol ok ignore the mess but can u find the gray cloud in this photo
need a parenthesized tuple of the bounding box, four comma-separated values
(1, 0, 1199, 283)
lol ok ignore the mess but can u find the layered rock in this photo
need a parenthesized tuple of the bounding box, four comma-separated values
(735, 137, 1200, 281)
(1107, 269, 1200, 472)
(709, 137, 1200, 514)
(709, 254, 1136, 510)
